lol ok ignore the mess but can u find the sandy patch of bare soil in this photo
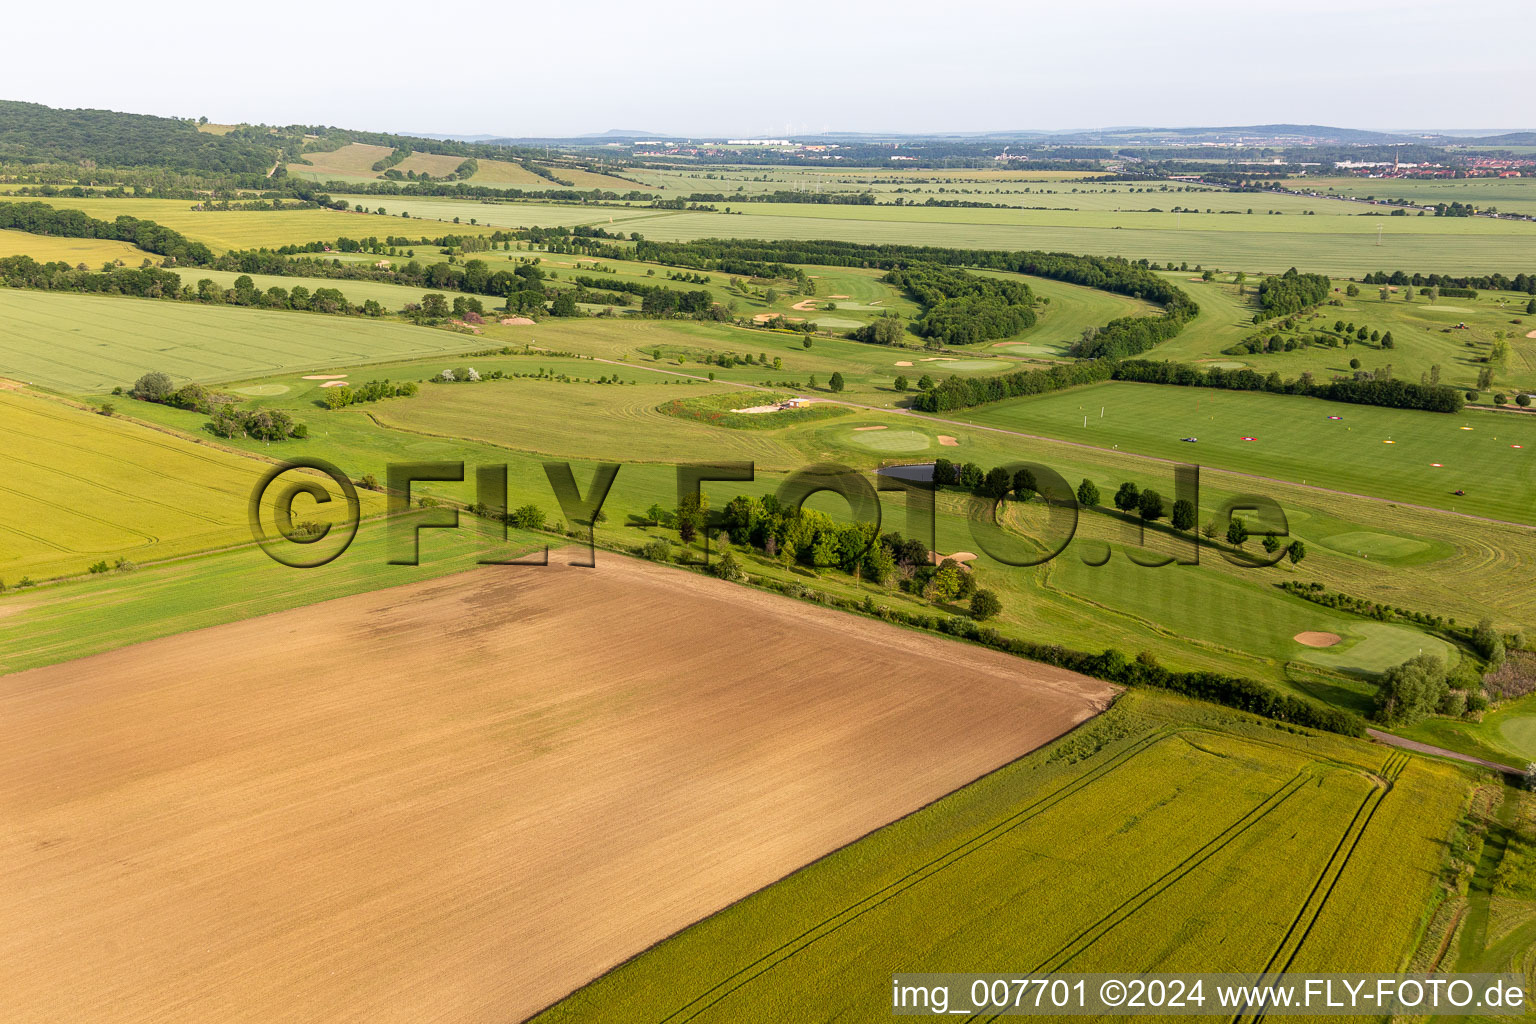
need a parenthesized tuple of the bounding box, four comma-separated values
(0, 554, 1114, 1024)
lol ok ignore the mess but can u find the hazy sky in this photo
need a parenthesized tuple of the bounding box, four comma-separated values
(4, 0, 1529, 137)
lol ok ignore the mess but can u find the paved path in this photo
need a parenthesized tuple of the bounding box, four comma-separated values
(1367, 727, 1528, 777)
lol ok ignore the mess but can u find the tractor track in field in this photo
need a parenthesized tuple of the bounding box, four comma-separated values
(966, 768, 1318, 1023)
(647, 730, 1175, 1024)
(1233, 753, 1409, 1024)
(586, 357, 1536, 532)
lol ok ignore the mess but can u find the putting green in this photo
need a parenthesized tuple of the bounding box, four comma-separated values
(923, 359, 999, 371)
(1498, 715, 1536, 760)
(996, 343, 1059, 355)
(1297, 621, 1456, 676)
(231, 384, 291, 396)
(1204, 360, 1248, 370)
(1319, 531, 1431, 559)
(848, 429, 932, 452)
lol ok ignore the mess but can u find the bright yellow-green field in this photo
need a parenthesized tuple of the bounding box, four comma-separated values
(0, 390, 376, 582)
(0, 228, 156, 267)
(0, 196, 497, 252)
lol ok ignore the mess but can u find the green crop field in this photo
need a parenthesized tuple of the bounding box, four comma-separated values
(532, 692, 1468, 1022)
(942, 380, 1536, 525)
(1298, 175, 1536, 217)
(0, 288, 483, 393)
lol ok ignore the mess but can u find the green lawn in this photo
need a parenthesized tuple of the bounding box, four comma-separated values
(942, 380, 1536, 525)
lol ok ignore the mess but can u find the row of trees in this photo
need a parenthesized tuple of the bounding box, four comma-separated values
(0, 201, 214, 265)
(1360, 268, 1536, 294)
(1113, 359, 1465, 413)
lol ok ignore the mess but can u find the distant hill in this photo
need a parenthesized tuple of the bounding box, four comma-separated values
(0, 100, 277, 173)
(1468, 132, 1536, 146)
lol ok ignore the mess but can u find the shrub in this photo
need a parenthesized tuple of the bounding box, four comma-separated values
(641, 538, 671, 562)
(130, 371, 175, 402)
(971, 589, 1002, 620)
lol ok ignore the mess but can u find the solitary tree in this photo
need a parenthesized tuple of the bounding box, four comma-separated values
(1226, 518, 1249, 546)
(1170, 498, 1195, 531)
(1113, 481, 1141, 512)
(1287, 539, 1306, 564)
(970, 589, 1002, 620)
(1012, 467, 1037, 499)
(828, 371, 845, 393)
(1138, 489, 1166, 521)
(893, 375, 909, 392)
(1076, 478, 1100, 507)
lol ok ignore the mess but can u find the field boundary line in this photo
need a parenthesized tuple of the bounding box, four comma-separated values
(640, 730, 1176, 1024)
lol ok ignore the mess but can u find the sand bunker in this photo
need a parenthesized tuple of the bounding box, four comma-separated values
(500, 317, 535, 326)
(753, 313, 804, 324)
(931, 550, 979, 565)
(895, 360, 914, 367)
(319, 381, 349, 389)
(791, 299, 819, 312)
(1294, 632, 1342, 648)
(938, 435, 959, 446)
(302, 374, 347, 380)
(1526, 330, 1536, 339)
(828, 294, 850, 299)
(853, 425, 888, 432)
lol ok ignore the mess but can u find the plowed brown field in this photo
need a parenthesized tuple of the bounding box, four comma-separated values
(1, 553, 1114, 1023)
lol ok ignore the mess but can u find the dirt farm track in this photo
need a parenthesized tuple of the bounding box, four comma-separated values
(0, 554, 1114, 1023)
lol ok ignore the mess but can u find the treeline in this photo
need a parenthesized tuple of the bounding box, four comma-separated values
(0, 256, 401, 320)
(0, 201, 214, 265)
(1255, 268, 1331, 319)
(1113, 359, 1465, 413)
(568, 275, 716, 316)
(0, 100, 276, 173)
(910, 359, 1115, 412)
(910, 355, 1464, 415)
(885, 264, 1036, 345)
(1362, 268, 1535, 293)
